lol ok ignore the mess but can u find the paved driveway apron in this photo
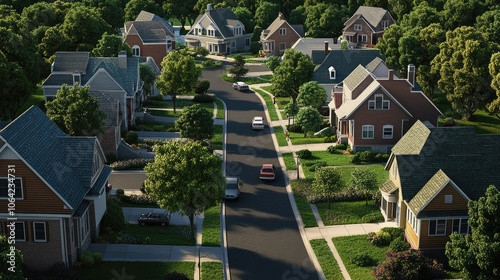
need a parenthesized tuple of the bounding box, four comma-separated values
(202, 64, 319, 280)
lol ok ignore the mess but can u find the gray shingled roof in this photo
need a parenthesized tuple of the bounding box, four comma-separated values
(365, 57, 385, 73)
(128, 21, 174, 42)
(312, 49, 385, 85)
(52, 52, 89, 73)
(344, 6, 389, 30)
(408, 169, 452, 214)
(85, 56, 140, 97)
(393, 120, 500, 202)
(135, 10, 174, 34)
(261, 15, 304, 40)
(205, 7, 241, 38)
(0, 106, 102, 211)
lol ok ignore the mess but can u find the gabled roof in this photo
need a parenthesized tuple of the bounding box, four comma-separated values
(312, 49, 385, 85)
(292, 38, 338, 57)
(193, 7, 242, 39)
(261, 14, 304, 40)
(126, 21, 174, 43)
(392, 120, 500, 202)
(380, 179, 398, 194)
(365, 57, 385, 73)
(0, 106, 106, 211)
(134, 10, 174, 34)
(344, 6, 392, 31)
(343, 64, 373, 90)
(51, 52, 89, 73)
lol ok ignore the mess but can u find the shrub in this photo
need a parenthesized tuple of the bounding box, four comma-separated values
(296, 149, 312, 159)
(380, 227, 405, 240)
(124, 131, 139, 145)
(164, 271, 190, 280)
(372, 249, 444, 280)
(327, 145, 337, 154)
(335, 143, 347, 150)
(201, 59, 215, 67)
(351, 154, 361, 164)
(92, 252, 103, 264)
(358, 150, 374, 162)
(194, 79, 210, 94)
(374, 153, 390, 162)
(361, 212, 384, 223)
(287, 123, 303, 133)
(306, 131, 316, 138)
(324, 135, 337, 143)
(80, 251, 95, 267)
(389, 237, 410, 252)
(115, 188, 125, 197)
(110, 158, 154, 170)
(192, 94, 215, 103)
(350, 252, 374, 267)
(101, 196, 125, 231)
(367, 230, 391, 247)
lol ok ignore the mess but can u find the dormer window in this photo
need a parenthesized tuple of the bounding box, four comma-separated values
(132, 45, 140, 56)
(72, 71, 81, 85)
(233, 27, 242, 36)
(207, 24, 216, 37)
(328, 66, 336, 79)
(382, 20, 389, 29)
(280, 28, 286, 35)
(194, 23, 203, 35)
(92, 148, 102, 179)
(368, 94, 389, 110)
(354, 24, 362, 31)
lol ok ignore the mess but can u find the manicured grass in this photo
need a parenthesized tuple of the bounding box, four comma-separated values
(276, 96, 292, 109)
(214, 98, 225, 119)
(282, 152, 297, 170)
(228, 53, 256, 59)
(300, 151, 353, 179)
(289, 131, 332, 145)
(98, 223, 195, 245)
(292, 191, 317, 228)
(79, 261, 195, 280)
(212, 125, 223, 150)
(335, 164, 388, 186)
(201, 262, 223, 280)
(148, 109, 178, 117)
(221, 74, 267, 85)
(310, 239, 343, 280)
(273, 125, 288, 146)
(316, 200, 384, 226)
(136, 121, 177, 132)
(439, 109, 500, 134)
(262, 85, 273, 93)
(260, 74, 273, 80)
(202, 205, 221, 246)
(254, 89, 279, 121)
(333, 235, 389, 280)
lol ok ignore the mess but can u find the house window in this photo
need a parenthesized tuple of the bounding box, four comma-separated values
(383, 125, 393, 139)
(0, 177, 23, 199)
(231, 41, 235, 48)
(362, 125, 374, 139)
(382, 20, 389, 29)
(429, 219, 447, 236)
(245, 38, 250, 46)
(33, 222, 47, 242)
(445, 195, 453, 203)
(132, 45, 140, 57)
(279, 42, 286, 53)
(358, 34, 367, 42)
(453, 219, 469, 235)
(354, 24, 362, 31)
(280, 28, 286, 35)
(167, 40, 172, 50)
(368, 94, 389, 110)
(207, 29, 215, 37)
(328, 66, 336, 79)
(233, 27, 241, 36)
(15, 222, 26, 242)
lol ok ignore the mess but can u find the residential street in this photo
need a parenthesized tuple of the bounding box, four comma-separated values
(202, 63, 320, 280)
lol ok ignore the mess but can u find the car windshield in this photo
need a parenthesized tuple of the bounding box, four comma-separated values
(226, 182, 239, 190)
(262, 168, 273, 173)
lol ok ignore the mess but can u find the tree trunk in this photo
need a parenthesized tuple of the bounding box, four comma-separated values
(171, 94, 177, 114)
(188, 213, 195, 240)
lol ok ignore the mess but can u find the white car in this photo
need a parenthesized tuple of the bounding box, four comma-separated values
(223, 177, 242, 200)
(232, 81, 249, 91)
(252, 116, 265, 130)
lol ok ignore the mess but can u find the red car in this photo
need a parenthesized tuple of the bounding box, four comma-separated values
(259, 164, 275, 181)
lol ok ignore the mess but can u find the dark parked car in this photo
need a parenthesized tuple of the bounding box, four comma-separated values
(138, 212, 171, 226)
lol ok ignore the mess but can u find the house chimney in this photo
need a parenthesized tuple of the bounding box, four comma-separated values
(407, 64, 415, 87)
(206, 3, 213, 12)
(388, 69, 393, 80)
(278, 12, 284, 20)
(118, 50, 127, 69)
(324, 41, 329, 56)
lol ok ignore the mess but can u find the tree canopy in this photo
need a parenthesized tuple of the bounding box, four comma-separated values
(295, 107, 323, 137)
(312, 167, 344, 209)
(350, 168, 378, 205)
(227, 54, 249, 81)
(297, 81, 327, 109)
(91, 32, 131, 57)
(175, 104, 214, 140)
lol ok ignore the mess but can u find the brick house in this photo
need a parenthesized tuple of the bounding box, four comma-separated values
(185, 4, 252, 54)
(0, 106, 111, 270)
(330, 63, 442, 153)
(380, 120, 500, 252)
(124, 10, 176, 64)
(342, 6, 395, 47)
(260, 12, 304, 56)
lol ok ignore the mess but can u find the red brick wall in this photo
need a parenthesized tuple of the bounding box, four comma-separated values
(124, 35, 167, 65)
(267, 24, 301, 56)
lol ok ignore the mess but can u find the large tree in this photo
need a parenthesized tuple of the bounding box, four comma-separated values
(295, 107, 322, 137)
(140, 62, 157, 96)
(296, 81, 327, 109)
(417, 23, 446, 98)
(445, 185, 500, 280)
(442, 0, 486, 30)
(91, 32, 132, 57)
(163, 0, 198, 33)
(232, 6, 254, 33)
(431, 26, 495, 120)
(83, 0, 124, 29)
(46, 83, 106, 136)
(312, 167, 344, 209)
(272, 48, 315, 103)
(254, 1, 279, 29)
(350, 168, 378, 205)
(487, 53, 500, 118)
(124, 0, 163, 22)
(227, 54, 248, 80)
(157, 49, 201, 113)
(175, 104, 214, 140)
(144, 140, 225, 237)
(305, 3, 345, 38)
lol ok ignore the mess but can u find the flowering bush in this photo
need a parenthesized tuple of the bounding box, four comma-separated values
(110, 158, 154, 170)
(372, 249, 444, 280)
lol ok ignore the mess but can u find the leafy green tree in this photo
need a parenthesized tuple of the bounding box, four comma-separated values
(417, 23, 446, 98)
(431, 26, 494, 120)
(445, 185, 500, 280)
(442, 0, 486, 30)
(21, 2, 57, 30)
(312, 167, 344, 209)
(157, 49, 201, 113)
(254, 1, 279, 29)
(376, 24, 403, 71)
(350, 168, 378, 205)
(475, 9, 500, 46)
(233, 6, 254, 33)
(92, 32, 131, 57)
(83, 0, 124, 29)
(295, 107, 322, 137)
(0, 52, 30, 121)
(0, 235, 24, 279)
(487, 53, 500, 118)
(140, 62, 157, 96)
(265, 55, 281, 72)
(46, 83, 106, 136)
(297, 81, 327, 109)
(38, 24, 70, 59)
(227, 54, 249, 81)
(144, 140, 225, 237)
(288, 5, 305, 25)
(272, 48, 315, 103)
(284, 101, 299, 123)
(305, 3, 345, 38)
(124, 0, 163, 21)
(175, 104, 214, 140)
(162, 0, 198, 32)
(387, 0, 413, 22)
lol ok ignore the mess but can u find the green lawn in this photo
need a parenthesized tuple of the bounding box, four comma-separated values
(136, 121, 177, 132)
(282, 152, 297, 170)
(221, 74, 267, 85)
(335, 165, 388, 186)
(316, 200, 384, 226)
(79, 261, 194, 280)
(333, 235, 389, 280)
(212, 125, 223, 150)
(293, 192, 317, 228)
(214, 98, 225, 119)
(254, 89, 279, 121)
(201, 205, 221, 246)
(290, 131, 332, 145)
(148, 109, 178, 117)
(98, 223, 195, 245)
(201, 262, 223, 280)
(310, 239, 344, 280)
(273, 125, 288, 146)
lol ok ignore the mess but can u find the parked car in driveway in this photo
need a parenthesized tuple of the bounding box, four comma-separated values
(259, 164, 275, 181)
(233, 81, 249, 91)
(252, 116, 265, 130)
(224, 177, 242, 200)
(138, 211, 171, 226)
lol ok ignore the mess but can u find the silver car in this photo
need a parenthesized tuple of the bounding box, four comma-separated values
(224, 177, 242, 200)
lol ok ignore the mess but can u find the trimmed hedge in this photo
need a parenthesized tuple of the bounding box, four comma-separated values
(192, 94, 215, 103)
(110, 158, 154, 170)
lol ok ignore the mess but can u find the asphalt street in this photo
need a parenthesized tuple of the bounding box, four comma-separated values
(202, 64, 320, 280)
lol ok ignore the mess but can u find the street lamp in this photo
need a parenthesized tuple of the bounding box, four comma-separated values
(295, 155, 300, 180)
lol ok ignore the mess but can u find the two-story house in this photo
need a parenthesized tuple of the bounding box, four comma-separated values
(42, 51, 143, 156)
(342, 6, 395, 47)
(330, 63, 442, 153)
(0, 106, 111, 270)
(260, 12, 304, 56)
(124, 10, 176, 64)
(380, 120, 500, 252)
(185, 4, 252, 54)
